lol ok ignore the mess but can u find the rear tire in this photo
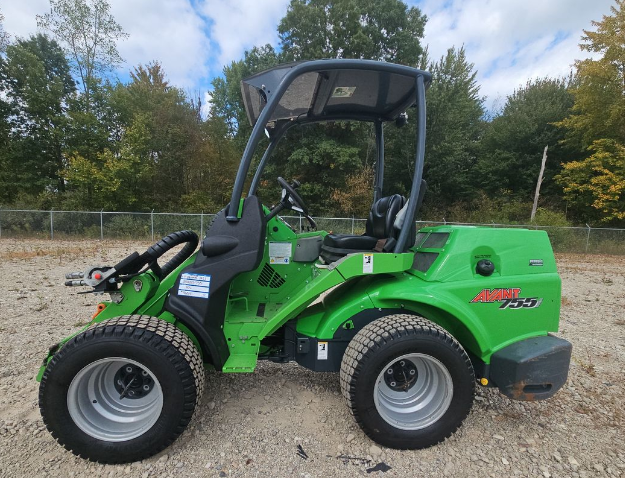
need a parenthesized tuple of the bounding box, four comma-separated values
(39, 315, 204, 463)
(340, 314, 474, 449)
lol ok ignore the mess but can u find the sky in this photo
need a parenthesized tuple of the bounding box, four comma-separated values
(0, 0, 617, 113)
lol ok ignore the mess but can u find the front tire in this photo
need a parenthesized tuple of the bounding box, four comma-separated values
(340, 314, 474, 449)
(39, 315, 204, 463)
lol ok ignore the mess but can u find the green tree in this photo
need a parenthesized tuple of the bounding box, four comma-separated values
(556, 1, 625, 223)
(387, 47, 484, 207)
(37, 0, 128, 113)
(279, 0, 426, 64)
(477, 78, 573, 201)
(0, 9, 10, 52)
(0, 34, 75, 202)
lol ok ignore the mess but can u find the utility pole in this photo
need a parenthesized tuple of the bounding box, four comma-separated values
(531, 145, 548, 222)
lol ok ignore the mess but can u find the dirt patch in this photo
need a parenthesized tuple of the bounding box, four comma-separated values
(0, 239, 624, 477)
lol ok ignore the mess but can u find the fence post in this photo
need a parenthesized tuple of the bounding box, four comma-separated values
(0, 209, 2, 239)
(352, 215, 355, 234)
(200, 211, 204, 234)
(100, 209, 104, 240)
(585, 224, 591, 253)
(50, 209, 54, 240)
(151, 210, 154, 241)
(299, 215, 302, 233)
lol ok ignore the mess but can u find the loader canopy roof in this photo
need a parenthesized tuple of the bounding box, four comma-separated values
(241, 59, 432, 130)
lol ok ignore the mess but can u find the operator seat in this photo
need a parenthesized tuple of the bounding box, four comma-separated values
(320, 194, 416, 264)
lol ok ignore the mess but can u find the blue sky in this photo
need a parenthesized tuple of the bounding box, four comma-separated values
(2, 0, 616, 113)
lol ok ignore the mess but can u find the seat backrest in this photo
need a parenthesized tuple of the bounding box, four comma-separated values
(365, 194, 406, 239)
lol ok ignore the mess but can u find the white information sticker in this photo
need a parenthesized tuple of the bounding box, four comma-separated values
(332, 86, 356, 98)
(363, 253, 374, 273)
(269, 241, 292, 265)
(178, 273, 210, 299)
(317, 341, 328, 360)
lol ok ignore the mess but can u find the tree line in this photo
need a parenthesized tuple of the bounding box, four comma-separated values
(0, 0, 623, 226)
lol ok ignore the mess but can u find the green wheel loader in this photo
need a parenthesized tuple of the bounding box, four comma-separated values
(37, 59, 572, 463)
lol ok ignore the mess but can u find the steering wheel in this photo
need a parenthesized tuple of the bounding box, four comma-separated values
(278, 176, 308, 215)
(266, 177, 317, 230)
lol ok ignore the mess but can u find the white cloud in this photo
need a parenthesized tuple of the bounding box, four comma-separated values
(416, 0, 615, 109)
(199, 0, 290, 67)
(109, 0, 211, 88)
(2, 0, 619, 110)
(1, 0, 48, 40)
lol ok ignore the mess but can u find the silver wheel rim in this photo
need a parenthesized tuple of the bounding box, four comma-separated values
(67, 358, 163, 442)
(374, 353, 453, 430)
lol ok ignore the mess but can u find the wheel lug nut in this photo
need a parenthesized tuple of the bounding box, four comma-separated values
(143, 385, 149, 391)
(117, 379, 123, 385)
(387, 369, 393, 374)
(141, 370, 148, 376)
(409, 369, 416, 375)
(125, 366, 133, 373)
(399, 361, 405, 367)
(390, 381, 397, 387)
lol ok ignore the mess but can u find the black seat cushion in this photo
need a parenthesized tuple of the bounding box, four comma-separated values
(365, 194, 406, 239)
(322, 234, 378, 250)
(320, 194, 409, 264)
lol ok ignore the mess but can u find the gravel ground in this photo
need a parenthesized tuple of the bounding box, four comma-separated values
(0, 239, 624, 478)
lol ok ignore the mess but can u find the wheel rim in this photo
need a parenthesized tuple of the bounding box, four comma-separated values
(373, 353, 453, 431)
(67, 358, 163, 442)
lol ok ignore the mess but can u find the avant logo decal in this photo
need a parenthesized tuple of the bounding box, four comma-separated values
(470, 288, 543, 309)
(471, 288, 521, 303)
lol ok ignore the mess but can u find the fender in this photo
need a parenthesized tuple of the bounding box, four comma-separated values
(295, 272, 554, 364)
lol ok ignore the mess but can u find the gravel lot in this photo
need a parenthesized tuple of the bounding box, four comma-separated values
(0, 239, 624, 478)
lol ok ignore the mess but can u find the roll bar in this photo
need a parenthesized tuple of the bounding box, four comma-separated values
(228, 59, 429, 255)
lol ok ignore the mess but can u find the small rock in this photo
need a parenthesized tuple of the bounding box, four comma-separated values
(502, 458, 509, 465)
(208, 401, 216, 410)
(493, 434, 504, 441)
(157, 454, 169, 463)
(346, 434, 355, 443)
(568, 457, 579, 466)
(369, 445, 382, 457)
(205, 462, 212, 469)
(337, 444, 344, 452)
(222, 398, 228, 403)
(593, 464, 604, 473)
(124, 466, 131, 474)
(175, 461, 184, 468)
(553, 452, 562, 463)
(220, 452, 225, 457)
(219, 472, 227, 478)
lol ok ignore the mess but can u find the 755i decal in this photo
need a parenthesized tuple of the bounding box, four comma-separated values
(470, 288, 543, 309)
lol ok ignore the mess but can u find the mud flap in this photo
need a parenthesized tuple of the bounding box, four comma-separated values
(490, 335, 572, 401)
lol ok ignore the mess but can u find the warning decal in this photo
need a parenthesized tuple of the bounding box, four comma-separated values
(363, 253, 373, 274)
(269, 241, 292, 265)
(317, 341, 328, 360)
(178, 273, 211, 299)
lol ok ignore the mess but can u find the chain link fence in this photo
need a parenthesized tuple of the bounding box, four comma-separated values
(0, 209, 623, 254)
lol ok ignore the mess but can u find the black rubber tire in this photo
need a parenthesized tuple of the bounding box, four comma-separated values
(340, 314, 475, 449)
(39, 315, 204, 463)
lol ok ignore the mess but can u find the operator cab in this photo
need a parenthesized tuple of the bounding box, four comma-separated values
(237, 59, 431, 264)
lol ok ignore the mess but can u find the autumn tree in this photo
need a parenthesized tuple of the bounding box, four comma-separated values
(557, 1, 625, 224)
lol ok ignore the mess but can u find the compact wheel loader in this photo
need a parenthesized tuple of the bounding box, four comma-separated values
(37, 59, 572, 463)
